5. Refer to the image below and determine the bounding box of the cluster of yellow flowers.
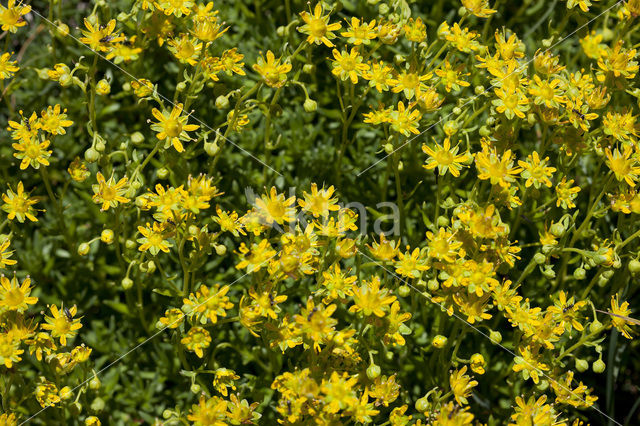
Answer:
[2,0,640,424]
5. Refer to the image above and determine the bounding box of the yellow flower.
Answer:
[426,227,463,263]
[403,17,427,42]
[137,222,173,255]
[422,137,471,177]
[254,186,296,225]
[92,172,130,211]
[39,104,73,135]
[462,0,497,17]
[341,17,377,45]
[168,34,202,65]
[79,17,124,52]
[606,145,640,187]
[0,333,22,368]
[512,345,549,384]
[68,157,90,182]
[0,0,31,33]
[187,394,227,425]
[331,47,369,84]
[150,103,200,152]
[528,75,566,108]
[435,60,470,92]
[0,275,38,312]
[362,61,394,92]
[0,52,18,79]
[2,181,40,222]
[297,3,342,47]
[518,151,556,188]
[350,276,396,317]
[226,109,249,132]
[449,366,478,405]
[470,353,486,374]
[597,41,639,80]
[253,50,291,88]
[475,146,522,188]
[492,87,529,119]
[295,297,337,351]
[603,110,639,142]
[35,380,61,408]
[183,284,233,325]
[443,22,481,53]
[298,183,339,218]
[391,70,432,100]
[0,239,17,268]
[41,304,83,346]
[156,0,194,17]
[609,294,635,339]
[248,287,287,319]
[389,101,421,136]
[556,177,581,209]
[12,137,52,170]
[181,326,211,358]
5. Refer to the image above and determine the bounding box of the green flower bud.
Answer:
[100,229,114,244]
[176,81,187,92]
[69,401,82,416]
[384,143,394,154]
[190,383,201,393]
[89,376,101,390]
[304,98,317,112]
[589,320,604,333]
[78,242,90,256]
[575,358,589,372]
[90,397,105,412]
[432,335,447,348]
[147,261,156,273]
[59,74,73,87]
[437,216,449,227]
[427,279,439,291]
[163,409,173,419]
[126,239,136,250]
[95,141,106,152]
[629,259,640,274]
[479,126,491,137]
[378,3,390,14]
[489,330,502,345]
[366,363,381,379]
[215,244,227,256]
[130,131,145,145]
[549,222,565,237]
[303,64,315,74]
[452,107,462,115]
[85,148,100,163]
[215,95,230,109]
[121,277,133,290]
[398,285,411,297]
[592,359,606,373]
[535,379,549,391]
[204,141,220,157]
[534,253,546,264]
[415,396,429,412]
[573,268,586,280]
[157,167,169,179]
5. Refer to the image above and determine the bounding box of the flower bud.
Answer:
[215,244,227,256]
[415,396,429,412]
[176,81,187,92]
[96,79,111,95]
[366,363,381,379]
[90,397,105,412]
[95,141,106,152]
[190,383,201,393]
[534,253,546,264]
[304,98,317,112]
[56,22,70,37]
[69,401,82,416]
[590,319,604,333]
[126,239,136,250]
[215,95,230,109]
[573,267,586,280]
[78,242,90,256]
[549,222,565,237]
[303,64,315,74]
[146,260,156,273]
[629,259,640,274]
[89,376,101,389]
[427,279,439,291]
[121,277,133,290]
[59,74,73,87]
[489,330,502,344]
[398,285,411,297]
[130,132,145,145]
[592,359,606,373]
[384,143,394,154]
[157,168,169,179]
[163,409,173,419]
[204,141,220,156]
[100,229,114,244]
[432,335,447,348]
[575,358,589,372]
[85,148,100,162]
